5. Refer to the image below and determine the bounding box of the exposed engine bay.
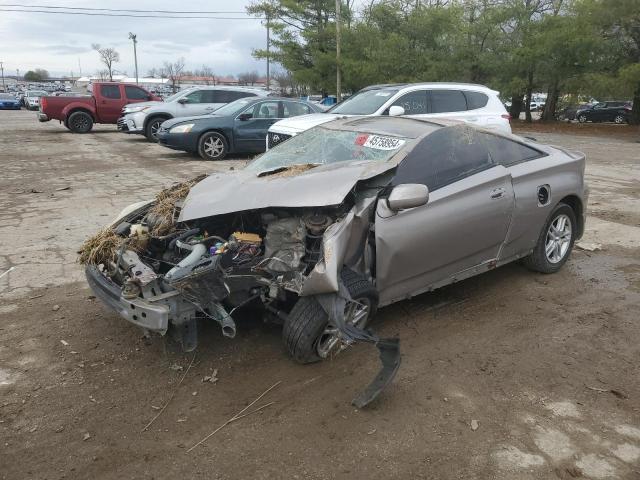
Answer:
[83,180,400,407]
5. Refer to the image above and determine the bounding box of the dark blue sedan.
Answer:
[157,96,321,160]
[0,93,21,110]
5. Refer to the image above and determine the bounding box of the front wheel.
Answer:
[522,203,576,274]
[614,114,626,124]
[283,268,378,364]
[578,114,587,123]
[197,132,228,160]
[67,111,93,133]
[145,117,166,142]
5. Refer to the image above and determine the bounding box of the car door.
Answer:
[375,126,515,305]
[178,90,213,117]
[589,103,607,121]
[97,84,125,123]
[233,100,282,152]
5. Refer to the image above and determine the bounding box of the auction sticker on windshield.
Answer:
[357,134,405,150]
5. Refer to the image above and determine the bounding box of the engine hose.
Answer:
[168,228,200,250]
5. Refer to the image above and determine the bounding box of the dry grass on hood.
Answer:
[78,174,207,266]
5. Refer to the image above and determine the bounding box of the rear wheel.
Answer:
[283,268,378,364]
[522,203,576,274]
[614,114,626,124]
[145,117,167,142]
[67,111,93,133]
[197,132,228,160]
[578,114,587,123]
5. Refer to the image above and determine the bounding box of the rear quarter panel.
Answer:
[43,97,96,121]
[499,147,586,260]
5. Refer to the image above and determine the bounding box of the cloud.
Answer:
[0,0,267,76]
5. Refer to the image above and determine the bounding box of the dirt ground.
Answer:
[1,110,639,480]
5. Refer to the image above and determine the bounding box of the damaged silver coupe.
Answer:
[83,116,587,406]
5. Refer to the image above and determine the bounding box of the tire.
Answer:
[197,131,228,160]
[614,114,625,124]
[522,203,577,274]
[67,111,93,133]
[145,116,167,142]
[283,268,378,364]
[578,114,587,123]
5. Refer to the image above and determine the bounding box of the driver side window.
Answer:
[250,101,280,119]
[391,91,427,115]
[183,90,205,104]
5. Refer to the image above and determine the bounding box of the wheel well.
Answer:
[144,114,171,130]
[559,195,584,239]
[67,108,94,121]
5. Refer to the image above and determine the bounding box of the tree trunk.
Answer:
[525,70,533,123]
[631,84,640,126]
[509,94,524,120]
[541,81,559,122]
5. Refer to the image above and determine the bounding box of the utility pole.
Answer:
[16,68,20,79]
[335,0,341,102]
[78,58,82,77]
[0,61,5,89]
[266,12,270,91]
[129,32,139,85]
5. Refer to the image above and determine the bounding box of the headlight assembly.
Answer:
[169,123,195,134]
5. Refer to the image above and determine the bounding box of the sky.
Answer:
[0,1,269,78]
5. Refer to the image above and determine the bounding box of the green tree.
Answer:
[23,69,49,81]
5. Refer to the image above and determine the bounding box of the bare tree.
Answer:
[237,71,260,86]
[95,69,110,81]
[146,67,159,78]
[162,57,186,92]
[195,65,215,85]
[92,44,120,81]
[271,68,294,95]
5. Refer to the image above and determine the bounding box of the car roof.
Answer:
[181,85,268,94]
[359,82,498,93]
[321,115,447,139]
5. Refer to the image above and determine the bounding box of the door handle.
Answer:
[204,107,214,111]
[490,187,506,199]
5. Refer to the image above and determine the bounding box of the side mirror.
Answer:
[177,97,188,104]
[387,184,429,211]
[238,112,253,121]
[389,105,405,117]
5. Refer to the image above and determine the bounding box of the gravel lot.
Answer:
[1,110,639,480]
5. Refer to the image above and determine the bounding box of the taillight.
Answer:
[501,113,511,121]
[40,97,47,110]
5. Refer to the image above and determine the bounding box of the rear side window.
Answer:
[100,85,121,99]
[478,133,544,166]
[124,86,148,100]
[429,90,467,113]
[283,101,312,117]
[464,91,488,110]
[393,126,494,191]
[391,90,428,115]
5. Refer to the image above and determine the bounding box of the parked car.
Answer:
[266,83,511,149]
[529,101,545,112]
[118,86,271,142]
[0,93,21,110]
[83,116,587,406]
[22,90,48,110]
[157,97,322,160]
[38,82,161,133]
[556,103,591,122]
[576,101,632,124]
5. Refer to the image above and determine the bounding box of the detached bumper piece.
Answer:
[37,113,49,122]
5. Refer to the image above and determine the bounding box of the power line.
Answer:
[0,4,248,14]
[0,8,264,19]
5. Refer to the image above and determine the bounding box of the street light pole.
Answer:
[0,61,5,89]
[129,32,139,85]
[266,13,270,91]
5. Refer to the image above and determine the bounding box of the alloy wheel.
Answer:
[545,213,572,264]
[150,121,162,140]
[316,297,371,359]
[203,136,224,158]
[614,115,624,124]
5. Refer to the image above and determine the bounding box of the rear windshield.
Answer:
[247,126,407,173]
[329,88,399,115]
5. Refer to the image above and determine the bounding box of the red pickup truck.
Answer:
[38,82,161,133]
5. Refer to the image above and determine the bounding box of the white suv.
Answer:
[267,83,511,149]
